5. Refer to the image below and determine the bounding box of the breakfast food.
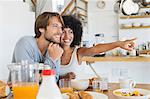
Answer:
[67,92,79,99]
[78,91,93,99]
[0,80,10,97]
[89,77,99,86]
[65,91,93,99]
[114,90,144,96]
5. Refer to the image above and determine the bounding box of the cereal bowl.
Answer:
[70,79,89,90]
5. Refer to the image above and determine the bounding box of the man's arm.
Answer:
[45,43,64,81]
[12,39,35,64]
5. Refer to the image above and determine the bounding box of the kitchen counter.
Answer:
[81,56,150,63]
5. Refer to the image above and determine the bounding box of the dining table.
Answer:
[104,83,150,99]
[4,83,150,99]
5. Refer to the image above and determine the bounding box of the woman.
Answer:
[60,15,135,80]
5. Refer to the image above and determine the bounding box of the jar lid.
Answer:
[42,70,55,75]
[95,34,104,37]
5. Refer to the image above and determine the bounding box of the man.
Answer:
[12,12,64,81]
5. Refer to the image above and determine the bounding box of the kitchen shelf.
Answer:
[118,6,150,48]
[78,13,87,17]
[80,0,88,4]
[81,56,150,63]
[141,6,150,8]
[140,50,150,54]
[120,15,150,19]
[120,26,150,29]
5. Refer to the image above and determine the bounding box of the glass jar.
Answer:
[94,33,106,57]
[7,61,40,99]
[95,33,105,45]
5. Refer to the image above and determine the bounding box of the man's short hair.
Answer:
[34,12,64,38]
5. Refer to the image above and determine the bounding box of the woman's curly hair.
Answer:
[62,15,83,47]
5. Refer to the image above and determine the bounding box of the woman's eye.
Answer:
[70,31,73,33]
[62,31,65,34]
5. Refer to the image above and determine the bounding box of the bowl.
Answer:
[133,22,141,27]
[141,23,150,26]
[70,79,89,90]
[123,23,132,27]
[113,88,150,99]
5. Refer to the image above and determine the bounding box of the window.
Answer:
[52,0,64,12]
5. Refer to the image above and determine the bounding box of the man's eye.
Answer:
[52,25,58,28]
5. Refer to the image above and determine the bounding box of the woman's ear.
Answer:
[39,28,45,33]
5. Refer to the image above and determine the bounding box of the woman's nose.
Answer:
[64,32,70,38]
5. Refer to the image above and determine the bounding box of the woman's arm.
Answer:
[78,38,136,58]
[59,72,76,80]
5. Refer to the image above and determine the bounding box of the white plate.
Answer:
[139,54,150,57]
[113,88,150,99]
[87,92,108,99]
[62,92,108,99]
[62,93,69,99]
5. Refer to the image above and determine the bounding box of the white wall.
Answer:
[119,17,150,45]
[86,0,150,84]
[36,0,71,17]
[88,0,118,45]
[92,62,150,84]
[0,1,35,80]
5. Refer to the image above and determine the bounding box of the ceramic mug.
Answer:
[119,78,136,89]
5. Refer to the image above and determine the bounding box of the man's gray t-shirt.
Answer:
[12,36,60,81]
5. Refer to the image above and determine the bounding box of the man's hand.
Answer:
[48,43,64,61]
[117,38,136,51]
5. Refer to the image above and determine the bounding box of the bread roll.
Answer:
[0,80,10,97]
[78,91,93,99]
[67,92,80,99]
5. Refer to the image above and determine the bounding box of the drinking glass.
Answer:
[119,78,136,89]
[92,80,102,92]
[8,62,39,99]
[59,79,73,93]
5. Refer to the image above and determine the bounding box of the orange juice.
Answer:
[12,82,39,99]
[60,87,73,93]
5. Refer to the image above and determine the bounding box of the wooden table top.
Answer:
[82,56,150,63]
[6,83,150,99]
[104,83,150,99]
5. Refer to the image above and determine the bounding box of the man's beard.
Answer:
[44,35,60,45]
[45,37,63,48]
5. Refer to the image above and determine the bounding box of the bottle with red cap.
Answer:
[36,69,62,99]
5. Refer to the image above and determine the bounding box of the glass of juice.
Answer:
[8,61,40,99]
[59,79,73,93]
